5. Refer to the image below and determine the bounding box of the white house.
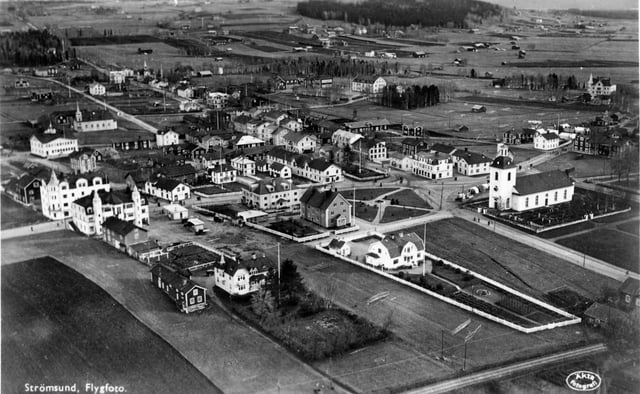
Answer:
[283,131,316,154]
[280,118,303,132]
[587,74,616,98]
[209,163,237,184]
[176,86,194,99]
[231,156,256,176]
[365,232,424,270]
[206,92,229,109]
[269,162,291,179]
[163,203,189,220]
[71,186,149,236]
[241,178,302,212]
[489,147,574,211]
[156,128,180,147]
[353,139,387,163]
[351,76,387,94]
[533,131,560,151]
[451,149,492,176]
[40,171,110,220]
[389,152,414,171]
[30,124,78,159]
[412,152,453,180]
[88,82,106,96]
[145,178,191,202]
[109,70,128,84]
[332,129,362,148]
[262,110,288,125]
[212,253,271,296]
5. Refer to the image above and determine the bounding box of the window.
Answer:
[535,196,538,205]
[564,189,567,199]
[525,197,529,208]
[507,172,511,181]
[494,172,498,181]
[554,191,558,201]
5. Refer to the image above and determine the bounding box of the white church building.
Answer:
[489,144,575,211]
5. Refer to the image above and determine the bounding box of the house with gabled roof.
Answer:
[300,187,352,228]
[283,131,316,154]
[343,118,390,134]
[402,138,427,157]
[156,128,180,147]
[30,124,79,159]
[269,162,291,179]
[412,151,453,180]
[209,163,237,184]
[102,216,148,251]
[365,231,425,270]
[327,238,350,256]
[587,74,616,98]
[4,174,43,205]
[212,252,271,296]
[332,129,363,148]
[231,156,256,176]
[263,110,288,125]
[534,131,560,150]
[430,143,457,156]
[69,148,99,174]
[152,164,197,184]
[351,76,387,94]
[451,149,492,176]
[352,138,387,163]
[619,278,640,310]
[389,151,414,171]
[145,178,191,202]
[71,187,148,236]
[151,264,207,313]
[128,240,167,265]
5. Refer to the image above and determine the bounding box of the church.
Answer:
[489,144,575,212]
[72,103,118,132]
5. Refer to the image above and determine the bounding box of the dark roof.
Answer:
[270,162,286,171]
[78,109,114,121]
[129,240,162,253]
[308,158,334,171]
[430,143,457,155]
[155,164,196,178]
[74,189,135,209]
[150,264,203,296]
[513,170,573,195]
[32,132,76,144]
[15,174,39,189]
[539,133,559,140]
[583,302,626,323]
[592,77,612,87]
[380,232,424,258]
[620,278,640,297]
[68,148,96,159]
[211,163,234,173]
[300,187,344,210]
[453,150,491,165]
[328,239,346,249]
[491,156,516,169]
[216,253,272,277]
[152,177,185,191]
[353,75,383,83]
[103,217,146,237]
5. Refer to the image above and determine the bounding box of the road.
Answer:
[406,343,607,394]
[38,76,158,134]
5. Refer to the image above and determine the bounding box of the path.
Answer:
[549,215,638,242]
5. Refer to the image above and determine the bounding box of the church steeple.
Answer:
[75,102,82,122]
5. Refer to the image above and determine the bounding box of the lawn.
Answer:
[1,257,219,394]
[384,189,433,208]
[193,185,238,196]
[269,219,321,237]
[0,194,48,230]
[617,220,640,237]
[557,229,639,274]
[380,206,430,223]
[355,202,378,222]
[340,187,398,201]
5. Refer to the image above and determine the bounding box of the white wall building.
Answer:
[156,128,180,147]
[40,171,110,220]
[351,76,387,94]
[412,152,453,180]
[145,178,191,202]
[30,124,78,159]
[365,232,424,270]
[89,82,106,96]
[242,178,303,212]
[533,131,560,150]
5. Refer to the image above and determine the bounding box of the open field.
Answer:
[535,152,611,178]
[385,189,433,208]
[339,187,398,201]
[617,219,640,237]
[380,206,430,223]
[1,256,219,394]
[0,195,48,230]
[557,229,639,273]
[355,202,378,222]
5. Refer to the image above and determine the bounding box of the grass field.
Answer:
[535,152,610,178]
[339,187,398,201]
[0,194,48,230]
[380,206,430,223]
[537,220,596,239]
[355,202,378,222]
[557,229,639,273]
[1,256,219,394]
[385,189,433,208]
[617,219,640,237]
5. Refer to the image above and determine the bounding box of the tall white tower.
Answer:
[92,190,103,235]
[131,184,143,227]
[489,153,517,210]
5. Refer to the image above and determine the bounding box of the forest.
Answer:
[379,84,440,109]
[297,0,502,28]
[0,30,63,67]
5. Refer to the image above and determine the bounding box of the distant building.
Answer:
[587,74,616,98]
[230,156,256,176]
[533,131,560,150]
[300,187,352,229]
[30,123,78,159]
[145,178,191,202]
[619,278,640,309]
[351,76,387,94]
[156,128,180,147]
[102,217,148,251]
[353,139,387,163]
[451,149,491,176]
[72,104,117,132]
[343,118,389,134]
[69,148,98,174]
[209,163,237,184]
[282,131,316,154]
[412,152,453,180]
[4,174,42,205]
[471,105,486,113]
[88,82,106,96]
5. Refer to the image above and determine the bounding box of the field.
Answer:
[380,206,430,223]
[339,187,398,201]
[557,229,639,273]
[617,219,640,237]
[535,152,611,178]
[1,256,219,394]
[0,194,48,230]
[385,189,433,208]
[355,202,378,222]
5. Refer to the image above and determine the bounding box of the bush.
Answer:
[435,284,444,292]
[398,271,405,279]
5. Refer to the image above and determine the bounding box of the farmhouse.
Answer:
[40,171,110,220]
[4,174,42,205]
[489,149,574,211]
[231,156,256,176]
[300,187,352,229]
[365,232,425,270]
[452,149,492,176]
[619,278,640,310]
[327,238,350,256]
[351,76,387,94]
[242,177,302,212]
[151,264,207,313]
[145,178,191,202]
[533,131,560,150]
[282,131,316,153]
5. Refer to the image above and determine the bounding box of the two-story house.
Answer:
[209,163,237,184]
[365,232,424,270]
[145,178,191,201]
[151,264,207,313]
[300,187,352,228]
[242,178,303,212]
[212,253,271,296]
[412,152,453,180]
[283,131,316,154]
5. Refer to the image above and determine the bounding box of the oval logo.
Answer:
[566,371,602,391]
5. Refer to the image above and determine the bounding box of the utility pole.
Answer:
[277,242,281,304]
[439,182,444,210]
[423,222,427,276]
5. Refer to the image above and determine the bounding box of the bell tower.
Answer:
[489,152,516,210]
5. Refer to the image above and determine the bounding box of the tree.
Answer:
[279,259,304,304]
[251,287,276,325]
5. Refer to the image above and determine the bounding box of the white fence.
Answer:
[245,221,332,243]
[315,245,581,333]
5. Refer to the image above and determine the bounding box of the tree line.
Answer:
[0,30,63,67]
[491,73,584,91]
[379,84,440,109]
[297,0,502,28]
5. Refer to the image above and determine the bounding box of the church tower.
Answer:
[92,190,103,235]
[131,184,143,227]
[489,148,517,210]
[75,102,82,122]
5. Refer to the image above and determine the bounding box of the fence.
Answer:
[315,244,581,333]
[245,221,331,243]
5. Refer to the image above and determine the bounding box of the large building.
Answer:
[71,186,149,235]
[30,123,78,159]
[587,74,616,98]
[241,178,303,212]
[151,264,207,313]
[69,148,98,174]
[351,76,387,94]
[451,149,492,176]
[533,131,560,151]
[489,147,574,211]
[40,171,110,220]
[145,178,191,202]
[300,187,352,229]
[412,152,453,180]
[211,252,271,296]
[73,104,118,132]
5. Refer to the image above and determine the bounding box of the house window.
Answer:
[494,172,498,181]
[507,172,511,181]
[554,191,558,201]
[190,297,195,304]
[197,296,203,303]
[564,189,567,199]
[525,197,529,208]
[535,195,539,205]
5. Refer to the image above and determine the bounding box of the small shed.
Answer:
[471,105,486,113]
[163,204,189,220]
[583,302,627,327]
[184,218,205,232]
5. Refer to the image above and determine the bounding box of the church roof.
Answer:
[513,170,573,196]
[491,156,516,169]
